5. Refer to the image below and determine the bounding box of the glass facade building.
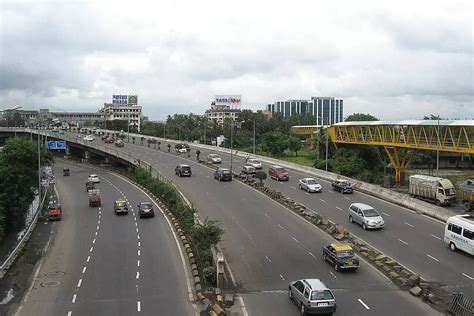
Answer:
[266,97,344,126]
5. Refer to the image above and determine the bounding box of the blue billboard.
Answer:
[47,141,66,150]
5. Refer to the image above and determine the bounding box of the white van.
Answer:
[444,215,474,255]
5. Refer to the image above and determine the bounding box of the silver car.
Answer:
[299,178,322,193]
[207,154,222,164]
[289,278,337,315]
[246,159,262,169]
[349,203,385,230]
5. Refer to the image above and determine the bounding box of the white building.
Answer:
[101,103,143,131]
[205,95,242,125]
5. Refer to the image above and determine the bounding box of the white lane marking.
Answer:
[136,228,139,233]
[137,301,141,312]
[344,196,351,200]
[264,213,269,218]
[398,239,408,245]
[138,241,141,247]
[277,224,284,230]
[206,176,210,179]
[138,250,141,256]
[137,234,140,239]
[98,220,100,224]
[280,274,285,281]
[382,212,391,217]
[330,272,337,279]
[426,254,439,262]
[82,266,87,274]
[265,255,271,263]
[67,312,72,316]
[86,256,90,262]
[404,222,414,227]
[77,279,82,288]
[291,186,297,190]
[308,252,316,259]
[92,238,96,244]
[72,294,77,304]
[137,260,140,267]
[89,247,94,253]
[358,299,370,310]
[136,272,140,279]
[95,231,98,236]
[305,192,311,196]
[431,234,442,240]
[96,225,100,230]
[135,222,138,227]
[328,190,334,194]
[319,199,326,203]
[335,207,343,211]
[462,273,474,280]
[292,237,300,244]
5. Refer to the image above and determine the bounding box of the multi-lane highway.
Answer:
[75,131,443,315]
[18,160,195,316]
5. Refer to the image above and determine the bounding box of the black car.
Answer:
[175,164,192,177]
[138,202,154,218]
[214,168,232,181]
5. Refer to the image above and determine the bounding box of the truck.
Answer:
[457,180,474,212]
[47,203,62,221]
[409,175,456,206]
[88,189,101,207]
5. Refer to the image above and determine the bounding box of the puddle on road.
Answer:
[0,288,14,305]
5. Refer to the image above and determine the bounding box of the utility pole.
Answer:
[230,120,234,174]
[253,118,256,155]
[436,115,440,176]
[325,127,329,171]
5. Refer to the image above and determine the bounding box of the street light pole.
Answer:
[127,114,130,143]
[230,120,234,174]
[325,127,329,171]
[436,115,440,176]
[253,118,256,155]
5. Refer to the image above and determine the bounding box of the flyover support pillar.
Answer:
[384,147,413,185]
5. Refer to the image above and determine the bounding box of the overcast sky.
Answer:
[0,0,472,121]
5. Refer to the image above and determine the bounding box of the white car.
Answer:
[246,159,262,169]
[84,135,95,141]
[176,147,187,153]
[207,154,222,164]
[299,178,322,193]
[88,174,100,183]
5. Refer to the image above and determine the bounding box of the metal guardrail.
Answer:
[0,188,48,278]
[448,292,474,316]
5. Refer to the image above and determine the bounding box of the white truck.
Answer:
[409,175,456,206]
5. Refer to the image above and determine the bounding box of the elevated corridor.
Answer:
[181,145,474,297]
[18,160,194,316]
[82,132,439,315]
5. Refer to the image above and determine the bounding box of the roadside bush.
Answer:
[203,266,216,286]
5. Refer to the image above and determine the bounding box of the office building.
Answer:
[266,97,344,126]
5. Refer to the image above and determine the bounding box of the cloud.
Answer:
[0,0,472,120]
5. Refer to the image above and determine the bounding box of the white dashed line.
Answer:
[67,311,72,316]
[135,222,138,227]
[137,301,141,312]
[344,196,351,200]
[330,272,337,279]
[358,299,370,310]
[291,186,297,190]
[382,212,391,217]
[77,279,82,288]
[82,266,87,274]
[280,274,285,281]
[264,213,269,218]
[335,207,343,211]
[137,235,140,239]
[431,234,441,240]
[136,272,140,279]
[138,250,141,256]
[86,256,90,262]
[426,254,439,262]
[308,252,316,259]
[96,225,100,230]
[292,237,300,244]
[89,247,94,253]
[398,239,408,245]
[72,294,77,304]
[137,260,140,267]
[277,224,284,230]
[319,199,326,203]
[95,231,98,236]
[404,222,414,227]
[462,273,474,280]
[136,228,139,233]
[138,241,141,247]
[265,255,271,263]
[92,239,96,244]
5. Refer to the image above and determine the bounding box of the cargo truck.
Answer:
[88,189,101,207]
[409,175,456,206]
[457,180,474,212]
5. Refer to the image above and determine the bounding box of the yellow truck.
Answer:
[458,180,474,212]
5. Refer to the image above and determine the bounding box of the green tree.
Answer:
[0,138,52,240]
[255,170,267,185]
[345,113,379,122]
[287,136,302,156]
[261,132,288,156]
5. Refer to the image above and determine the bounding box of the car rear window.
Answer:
[276,168,286,173]
[141,203,152,208]
[182,166,191,171]
[311,290,334,300]
[222,170,231,174]
[116,201,126,207]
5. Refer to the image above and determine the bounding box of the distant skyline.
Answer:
[1,0,472,121]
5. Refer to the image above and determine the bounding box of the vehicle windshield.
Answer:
[276,168,286,173]
[336,251,354,258]
[116,201,126,207]
[445,188,455,196]
[209,154,218,158]
[307,179,318,185]
[364,209,380,217]
[311,290,334,300]
[250,160,260,164]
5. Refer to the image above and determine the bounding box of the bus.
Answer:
[444,215,474,255]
